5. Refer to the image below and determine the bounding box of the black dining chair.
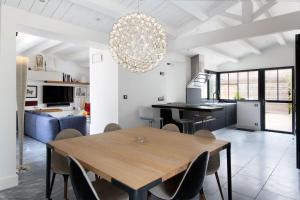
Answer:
[68,156,128,200]
[149,151,209,200]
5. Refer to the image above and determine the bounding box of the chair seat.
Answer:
[175,118,193,123]
[92,179,129,200]
[149,173,183,200]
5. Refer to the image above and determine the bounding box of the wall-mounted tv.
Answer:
[43,86,74,105]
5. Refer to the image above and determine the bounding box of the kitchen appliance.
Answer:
[187,55,210,88]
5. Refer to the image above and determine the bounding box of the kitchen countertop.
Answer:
[152,103,224,111]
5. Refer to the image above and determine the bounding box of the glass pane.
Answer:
[201,82,208,99]
[228,73,238,99]
[209,74,217,99]
[238,72,248,100]
[265,102,293,132]
[278,69,292,101]
[248,71,258,100]
[265,70,278,100]
[220,73,228,99]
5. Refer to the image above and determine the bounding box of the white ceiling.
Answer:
[16,32,90,67]
[7,0,300,67]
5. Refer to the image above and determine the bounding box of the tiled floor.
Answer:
[0,127,299,200]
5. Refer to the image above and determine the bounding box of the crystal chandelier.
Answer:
[109,0,167,73]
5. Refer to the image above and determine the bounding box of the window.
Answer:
[201,72,217,100]
[220,70,259,100]
[265,69,292,101]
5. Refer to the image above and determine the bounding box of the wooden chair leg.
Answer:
[49,172,56,197]
[215,172,224,200]
[63,175,69,200]
[199,189,206,200]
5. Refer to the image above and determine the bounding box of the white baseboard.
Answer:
[0,174,18,191]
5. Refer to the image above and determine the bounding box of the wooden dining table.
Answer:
[46,127,232,200]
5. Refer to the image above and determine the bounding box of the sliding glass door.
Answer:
[264,67,294,133]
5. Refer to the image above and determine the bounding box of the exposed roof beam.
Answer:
[21,40,62,56]
[221,12,243,22]
[242,0,253,23]
[198,47,239,63]
[255,0,286,45]
[42,43,74,54]
[253,0,277,20]
[239,40,261,55]
[169,0,238,37]
[68,0,177,38]
[217,19,261,55]
[169,11,300,50]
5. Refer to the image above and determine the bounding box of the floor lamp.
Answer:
[16,56,29,173]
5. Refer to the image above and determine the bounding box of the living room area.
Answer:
[17,32,90,144]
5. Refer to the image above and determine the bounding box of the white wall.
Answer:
[26,55,89,109]
[0,6,18,190]
[90,49,118,134]
[118,53,190,128]
[218,43,295,71]
[0,5,108,190]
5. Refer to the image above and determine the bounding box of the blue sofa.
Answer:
[24,111,87,143]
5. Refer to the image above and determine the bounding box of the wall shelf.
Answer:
[44,81,89,85]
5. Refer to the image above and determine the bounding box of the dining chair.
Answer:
[162,123,180,132]
[139,106,163,128]
[149,151,209,200]
[68,155,129,200]
[50,129,82,200]
[103,123,122,132]
[171,108,194,134]
[194,130,224,200]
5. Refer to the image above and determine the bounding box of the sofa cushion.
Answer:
[58,116,87,136]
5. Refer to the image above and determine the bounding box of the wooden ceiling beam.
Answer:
[169,11,300,50]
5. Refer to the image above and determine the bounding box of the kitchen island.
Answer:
[152,102,237,132]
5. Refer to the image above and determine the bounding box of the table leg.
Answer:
[227,143,232,200]
[46,145,52,199]
[112,178,161,200]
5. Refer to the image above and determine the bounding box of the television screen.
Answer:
[43,86,74,104]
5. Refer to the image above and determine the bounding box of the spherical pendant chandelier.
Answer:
[109,1,167,73]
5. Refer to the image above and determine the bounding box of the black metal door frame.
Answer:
[261,67,295,134]
[296,34,300,169]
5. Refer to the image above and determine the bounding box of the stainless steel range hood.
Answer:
[187,55,210,88]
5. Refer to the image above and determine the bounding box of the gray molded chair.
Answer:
[194,130,224,200]
[171,109,194,134]
[50,129,82,200]
[149,151,209,200]
[162,123,180,132]
[68,156,129,200]
[139,107,163,127]
[104,123,122,132]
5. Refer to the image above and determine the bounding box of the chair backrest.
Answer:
[171,151,209,200]
[103,123,122,133]
[52,129,82,173]
[194,130,220,174]
[171,109,181,122]
[162,123,180,132]
[68,156,100,200]
[138,107,154,120]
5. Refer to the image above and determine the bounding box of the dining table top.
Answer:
[48,127,229,191]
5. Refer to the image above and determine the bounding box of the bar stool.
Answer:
[139,106,163,128]
[171,108,194,134]
[193,113,216,133]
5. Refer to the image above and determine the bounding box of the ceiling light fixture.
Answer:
[109,0,167,73]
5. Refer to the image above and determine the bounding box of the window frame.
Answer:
[218,69,259,101]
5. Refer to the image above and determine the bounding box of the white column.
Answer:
[90,48,118,134]
[0,5,18,190]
